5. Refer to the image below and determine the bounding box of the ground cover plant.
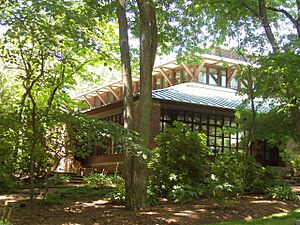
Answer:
[45,187,114,205]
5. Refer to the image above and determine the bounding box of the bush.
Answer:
[83,172,108,187]
[106,187,125,202]
[280,149,300,177]
[267,185,298,201]
[244,160,282,194]
[48,174,71,185]
[207,151,245,201]
[83,172,124,188]
[149,122,210,202]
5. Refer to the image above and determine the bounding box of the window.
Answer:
[208,68,218,86]
[160,109,245,153]
[220,70,227,87]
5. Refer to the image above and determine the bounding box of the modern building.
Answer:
[72,51,283,173]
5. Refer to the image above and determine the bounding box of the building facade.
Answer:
[73,52,283,173]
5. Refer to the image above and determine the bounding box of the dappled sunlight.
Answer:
[173,211,199,219]
[140,211,160,215]
[0,195,14,200]
[250,199,287,204]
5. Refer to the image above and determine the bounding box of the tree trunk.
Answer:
[257,0,279,52]
[124,0,157,210]
[116,0,141,210]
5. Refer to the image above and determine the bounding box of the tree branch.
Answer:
[266,6,300,39]
[241,1,259,18]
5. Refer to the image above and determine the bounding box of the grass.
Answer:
[206,208,300,225]
[45,186,113,204]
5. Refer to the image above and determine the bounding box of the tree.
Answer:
[155,0,300,144]
[0,0,116,206]
[115,0,157,210]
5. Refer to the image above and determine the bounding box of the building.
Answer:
[73,51,283,173]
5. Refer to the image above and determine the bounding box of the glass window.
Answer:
[185,112,192,122]
[209,68,218,86]
[194,113,201,122]
[201,114,208,124]
[230,77,238,89]
[157,77,161,89]
[220,70,227,87]
[198,71,206,84]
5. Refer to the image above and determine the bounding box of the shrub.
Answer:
[149,121,210,202]
[280,149,300,177]
[267,185,298,202]
[245,162,282,194]
[207,151,245,201]
[83,172,108,187]
[106,187,125,202]
[48,174,71,185]
[83,172,124,188]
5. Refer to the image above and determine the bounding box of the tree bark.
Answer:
[257,0,279,52]
[116,0,143,210]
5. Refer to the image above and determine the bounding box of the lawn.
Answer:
[208,209,300,225]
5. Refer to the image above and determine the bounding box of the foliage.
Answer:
[267,185,298,202]
[149,121,210,202]
[106,187,125,203]
[206,151,283,201]
[83,172,124,188]
[45,187,112,204]
[146,187,160,206]
[169,184,204,203]
[83,172,109,188]
[0,206,12,225]
[235,108,295,146]
[280,148,300,177]
[207,151,245,201]
[0,0,118,205]
[48,174,71,185]
[245,163,283,194]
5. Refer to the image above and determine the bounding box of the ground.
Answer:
[1,186,300,225]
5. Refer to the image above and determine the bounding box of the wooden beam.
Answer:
[227,67,238,87]
[194,59,206,82]
[181,64,194,79]
[160,68,173,86]
[83,96,93,107]
[109,86,120,101]
[95,91,107,105]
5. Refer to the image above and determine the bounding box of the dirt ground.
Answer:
[2,186,300,225]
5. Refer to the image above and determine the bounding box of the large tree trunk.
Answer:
[125,0,157,210]
[116,0,157,210]
[116,0,136,210]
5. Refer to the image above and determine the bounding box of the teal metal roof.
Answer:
[152,83,269,111]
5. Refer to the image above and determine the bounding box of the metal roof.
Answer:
[152,82,269,111]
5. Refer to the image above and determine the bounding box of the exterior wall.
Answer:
[82,153,124,174]
[81,100,161,173]
[133,100,161,148]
